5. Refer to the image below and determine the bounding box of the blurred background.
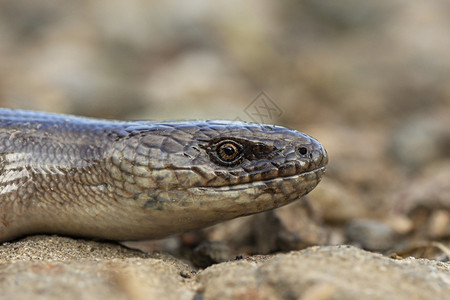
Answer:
[1,0,448,260]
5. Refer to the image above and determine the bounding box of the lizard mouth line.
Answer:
[195,166,326,191]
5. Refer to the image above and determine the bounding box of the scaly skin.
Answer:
[0,108,327,242]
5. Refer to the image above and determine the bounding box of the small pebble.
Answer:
[345,219,396,252]
[191,241,231,268]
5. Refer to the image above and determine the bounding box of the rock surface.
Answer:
[0,236,195,300]
[1,236,449,300]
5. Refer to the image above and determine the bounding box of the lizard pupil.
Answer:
[223,145,235,156]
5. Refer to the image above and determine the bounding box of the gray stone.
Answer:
[197,245,450,300]
[345,219,397,251]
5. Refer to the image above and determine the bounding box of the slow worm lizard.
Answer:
[0,108,327,242]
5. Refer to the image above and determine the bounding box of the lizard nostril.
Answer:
[298,147,308,155]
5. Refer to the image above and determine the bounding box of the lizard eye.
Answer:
[210,139,244,166]
[217,141,241,162]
